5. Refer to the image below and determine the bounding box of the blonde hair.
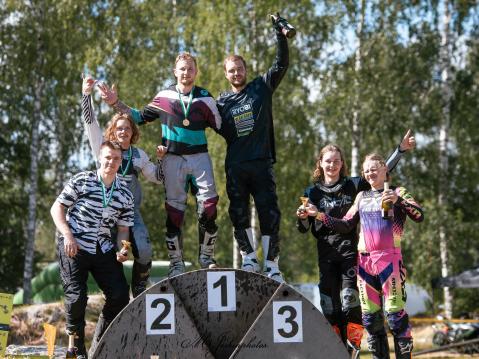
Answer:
[362,153,390,180]
[104,114,140,145]
[175,52,197,68]
[312,144,349,182]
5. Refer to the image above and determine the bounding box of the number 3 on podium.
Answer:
[273,301,303,343]
[207,271,236,312]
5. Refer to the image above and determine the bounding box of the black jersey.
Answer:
[298,177,369,259]
[217,33,288,165]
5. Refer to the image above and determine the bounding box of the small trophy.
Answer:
[120,240,131,257]
[298,197,309,216]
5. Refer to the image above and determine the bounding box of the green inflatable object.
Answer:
[14,260,186,305]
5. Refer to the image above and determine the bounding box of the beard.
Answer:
[231,77,246,89]
[179,77,195,87]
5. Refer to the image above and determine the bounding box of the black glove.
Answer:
[271,12,284,34]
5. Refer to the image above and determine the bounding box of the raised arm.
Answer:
[262,17,289,92]
[82,77,103,161]
[98,82,161,125]
[386,129,416,172]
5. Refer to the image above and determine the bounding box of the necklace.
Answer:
[120,146,132,176]
[177,86,195,126]
[99,176,116,208]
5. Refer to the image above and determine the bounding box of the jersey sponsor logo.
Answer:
[319,195,352,210]
[200,89,208,96]
[230,101,254,137]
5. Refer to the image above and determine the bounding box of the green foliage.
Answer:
[1,0,479,314]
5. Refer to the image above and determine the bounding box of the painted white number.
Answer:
[273,301,303,343]
[207,271,236,312]
[146,294,175,335]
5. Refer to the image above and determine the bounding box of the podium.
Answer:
[92,269,349,358]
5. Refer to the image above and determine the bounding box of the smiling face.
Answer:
[114,118,133,148]
[224,59,247,90]
[362,159,388,189]
[174,59,197,87]
[99,146,122,177]
[319,150,343,182]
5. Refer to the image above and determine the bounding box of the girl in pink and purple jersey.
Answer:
[305,153,424,359]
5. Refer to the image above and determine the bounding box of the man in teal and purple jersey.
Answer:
[99,53,222,277]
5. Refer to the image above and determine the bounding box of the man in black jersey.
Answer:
[216,15,290,282]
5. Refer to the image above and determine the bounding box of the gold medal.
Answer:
[183,118,190,126]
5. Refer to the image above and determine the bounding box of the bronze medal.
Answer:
[183,118,190,127]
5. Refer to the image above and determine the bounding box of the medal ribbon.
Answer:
[177,86,195,120]
[100,176,116,208]
[120,146,132,176]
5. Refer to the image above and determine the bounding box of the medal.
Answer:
[177,86,195,127]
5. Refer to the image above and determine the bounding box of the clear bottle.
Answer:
[65,334,77,358]
[381,181,394,220]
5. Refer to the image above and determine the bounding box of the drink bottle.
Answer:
[271,13,296,38]
[65,334,77,358]
[381,181,394,220]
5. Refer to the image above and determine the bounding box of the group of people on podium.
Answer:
[50,13,422,359]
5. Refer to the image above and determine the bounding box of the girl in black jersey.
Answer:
[296,130,415,356]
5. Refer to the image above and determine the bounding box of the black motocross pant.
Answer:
[225,159,281,259]
[318,253,362,337]
[57,237,130,334]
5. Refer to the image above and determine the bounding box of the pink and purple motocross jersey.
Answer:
[319,186,424,253]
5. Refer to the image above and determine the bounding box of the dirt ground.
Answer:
[7,299,478,358]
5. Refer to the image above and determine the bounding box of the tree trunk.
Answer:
[22,2,45,304]
[438,0,453,319]
[350,0,365,176]
[23,81,43,304]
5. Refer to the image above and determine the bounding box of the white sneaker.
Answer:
[241,256,261,273]
[264,261,285,283]
[168,261,186,277]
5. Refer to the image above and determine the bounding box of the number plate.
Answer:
[145,294,175,335]
[272,301,303,343]
[207,271,236,312]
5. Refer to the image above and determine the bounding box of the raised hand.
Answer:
[82,75,96,96]
[157,145,167,159]
[399,129,416,152]
[98,82,118,106]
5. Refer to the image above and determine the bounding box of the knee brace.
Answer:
[363,311,386,336]
[198,196,219,224]
[319,291,334,317]
[341,287,361,311]
[165,204,185,234]
[386,309,411,338]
